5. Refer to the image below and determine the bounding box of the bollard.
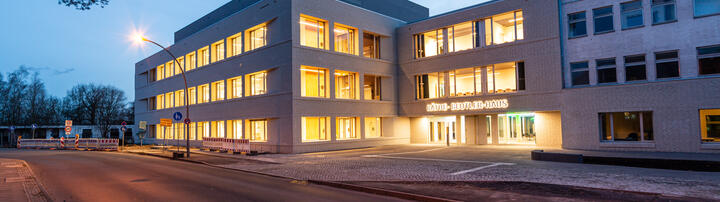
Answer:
[60,137,65,149]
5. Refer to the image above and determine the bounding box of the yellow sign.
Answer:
[426,99,509,112]
[160,118,173,127]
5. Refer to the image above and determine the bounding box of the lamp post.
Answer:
[136,35,191,158]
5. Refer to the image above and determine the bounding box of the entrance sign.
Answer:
[173,112,183,121]
[426,99,509,112]
[160,118,173,127]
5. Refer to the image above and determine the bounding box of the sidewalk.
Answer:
[0,158,50,202]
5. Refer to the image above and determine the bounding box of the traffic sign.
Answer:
[31,124,37,129]
[139,121,147,130]
[9,126,15,132]
[121,126,127,133]
[65,120,72,127]
[160,118,173,127]
[121,121,127,127]
[64,126,72,135]
[173,112,183,121]
[184,118,191,125]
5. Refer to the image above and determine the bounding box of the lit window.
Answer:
[365,117,382,138]
[165,92,174,108]
[334,24,357,55]
[600,111,653,142]
[300,15,327,49]
[568,11,587,38]
[362,33,380,59]
[248,119,267,142]
[596,58,617,83]
[176,56,185,74]
[227,76,242,99]
[449,67,480,97]
[156,64,165,81]
[335,70,358,99]
[198,84,210,104]
[571,61,590,86]
[174,90,185,107]
[173,123,185,140]
[246,24,267,51]
[302,117,330,142]
[698,45,720,75]
[198,121,210,138]
[185,52,196,71]
[198,46,209,67]
[414,29,443,58]
[655,50,679,78]
[593,6,614,33]
[487,62,521,93]
[211,120,225,138]
[189,122,197,140]
[624,54,647,81]
[188,87,196,105]
[700,109,720,143]
[621,0,644,29]
[246,71,267,96]
[336,117,358,140]
[211,40,225,63]
[228,33,242,57]
[415,72,445,99]
[157,125,166,139]
[228,120,243,139]
[156,94,164,109]
[485,10,523,45]
[363,75,381,100]
[165,61,174,78]
[301,66,328,98]
[652,0,676,24]
[448,21,476,52]
[211,80,225,102]
[694,0,720,17]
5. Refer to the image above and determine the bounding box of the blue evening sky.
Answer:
[0,0,487,100]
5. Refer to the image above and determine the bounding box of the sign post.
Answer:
[31,124,37,139]
[138,121,147,147]
[121,121,127,151]
[160,118,173,150]
[64,120,73,138]
[173,112,183,153]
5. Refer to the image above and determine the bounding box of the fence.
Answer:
[202,137,250,153]
[18,138,119,151]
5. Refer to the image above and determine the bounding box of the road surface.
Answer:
[0,149,404,202]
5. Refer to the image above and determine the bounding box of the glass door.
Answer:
[498,113,536,144]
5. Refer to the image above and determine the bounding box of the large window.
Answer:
[334,24,357,55]
[487,62,524,93]
[621,0,644,29]
[247,71,267,96]
[568,11,587,38]
[156,64,165,81]
[449,67,481,96]
[301,66,328,98]
[335,70,358,99]
[694,0,720,17]
[174,90,185,107]
[165,61,174,78]
[700,109,720,143]
[624,54,647,81]
[198,84,210,104]
[185,52,196,71]
[211,80,225,102]
[652,0,676,24]
[228,76,242,99]
[189,122,197,140]
[156,94,165,110]
[165,92,174,108]
[198,46,209,67]
[211,121,225,138]
[365,117,382,138]
[246,24,267,51]
[228,33,242,57]
[363,33,380,59]
[485,10,523,45]
[336,117,358,140]
[300,15,327,49]
[593,6,614,34]
[448,21,476,52]
[655,50,679,78]
[228,120,243,139]
[211,40,225,63]
[698,45,720,75]
[416,72,445,99]
[596,58,617,83]
[600,111,653,142]
[188,87,196,105]
[198,121,210,138]
[363,75,381,100]
[176,56,185,74]
[248,119,267,142]
[414,29,443,58]
[571,61,590,86]
[301,117,329,142]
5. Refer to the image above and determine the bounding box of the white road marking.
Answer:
[375,147,448,156]
[450,163,515,175]
[361,147,516,175]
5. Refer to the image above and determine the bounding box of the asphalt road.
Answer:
[0,149,404,202]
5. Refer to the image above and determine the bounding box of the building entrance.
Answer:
[498,113,535,144]
[428,117,456,144]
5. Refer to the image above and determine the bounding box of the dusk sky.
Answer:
[0,0,487,100]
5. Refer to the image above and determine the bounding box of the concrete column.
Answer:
[490,114,499,145]
[465,116,477,145]
[360,116,366,139]
[330,116,336,142]
[455,115,462,145]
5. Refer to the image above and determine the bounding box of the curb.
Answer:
[531,150,720,172]
[20,160,53,202]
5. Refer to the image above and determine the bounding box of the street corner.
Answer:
[0,158,51,202]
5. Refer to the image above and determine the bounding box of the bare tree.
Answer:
[58,0,109,10]
[63,84,126,137]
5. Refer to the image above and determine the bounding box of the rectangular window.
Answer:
[415,72,445,99]
[336,117,358,140]
[228,33,242,57]
[157,125,166,139]
[156,94,164,110]
[301,117,330,142]
[362,33,380,59]
[248,119,267,142]
[189,122,197,140]
[198,84,210,104]
[198,46,209,67]
[698,45,720,75]
[148,97,156,111]
[227,76,242,99]
[174,90,185,107]
[363,75,381,100]
[448,21,476,52]
[300,15,327,49]
[173,123,185,140]
[596,58,617,83]
[247,71,267,96]
[156,65,165,81]
[188,87,196,105]
[211,40,225,63]
[655,50,679,78]
[600,111,653,141]
[414,29,443,58]
[211,120,225,138]
[148,69,156,83]
[593,6,614,33]
[621,0,644,29]
[485,10,524,45]
[334,24,357,55]
[365,117,382,138]
[652,0,676,24]
[165,61,174,78]
[571,61,590,86]
[700,109,720,143]
[335,70,358,99]
[211,80,225,102]
[624,54,647,81]
[694,0,720,17]
[568,11,587,38]
[198,121,210,138]
[227,120,242,139]
[176,56,185,74]
[449,67,480,96]
[165,92,174,108]
[185,52,196,71]
[487,62,520,93]
[246,24,267,51]
[301,66,328,98]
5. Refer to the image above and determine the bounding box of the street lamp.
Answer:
[133,33,191,158]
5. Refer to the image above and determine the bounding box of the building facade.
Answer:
[135,0,720,153]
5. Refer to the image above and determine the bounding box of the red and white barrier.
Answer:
[60,137,65,149]
[202,137,250,153]
[18,138,119,151]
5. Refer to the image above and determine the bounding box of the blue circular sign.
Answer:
[31,124,37,129]
[173,112,183,121]
[9,126,15,131]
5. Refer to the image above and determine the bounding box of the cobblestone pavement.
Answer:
[0,158,49,202]
[205,145,720,200]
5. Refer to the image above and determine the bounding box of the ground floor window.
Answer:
[302,117,330,142]
[336,117,358,140]
[199,122,210,138]
[173,123,185,140]
[498,113,535,144]
[365,117,382,138]
[599,111,653,141]
[211,121,225,138]
[698,45,720,75]
[429,117,456,144]
[227,120,242,139]
[248,119,267,142]
[701,109,720,143]
[189,123,198,140]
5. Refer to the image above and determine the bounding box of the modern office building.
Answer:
[135,0,720,153]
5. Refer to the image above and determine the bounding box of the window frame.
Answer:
[694,0,720,17]
[185,51,197,71]
[246,71,268,96]
[654,50,680,79]
[227,32,243,58]
[621,0,645,30]
[596,58,618,84]
[651,0,677,25]
[334,70,359,100]
[247,119,268,142]
[336,117,359,140]
[570,61,590,86]
[363,74,382,100]
[568,11,588,38]
[299,15,328,50]
[197,84,210,104]
[301,116,330,142]
[624,54,647,81]
[697,44,720,75]
[593,6,615,34]
[301,66,329,98]
[599,111,654,142]
[246,24,267,52]
[364,117,383,138]
[211,39,225,63]
[333,23,358,55]
[700,109,720,143]
[415,72,446,100]
[449,67,480,97]
[211,80,225,102]
[484,10,524,46]
[197,46,210,67]
[227,76,243,99]
[362,32,381,59]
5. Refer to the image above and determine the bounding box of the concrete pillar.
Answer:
[455,115,462,145]
[490,114,499,145]
[476,115,488,145]
[465,116,477,145]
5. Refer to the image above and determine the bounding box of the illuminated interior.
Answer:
[701,109,720,143]
[211,80,225,102]
[485,10,524,45]
[156,94,164,109]
[246,71,267,96]
[301,66,328,98]
[302,117,330,142]
[300,15,326,49]
[211,121,225,138]
[176,56,184,73]
[334,24,357,55]
[365,117,382,138]
[498,113,535,144]
[449,21,474,52]
[248,119,267,142]
[335,70,358,99]
[198,46,209,67]
[198,84,210,103]
[174,90,185,107]
[165,61,174,78]
[416,72,445,99]
[185,52,196,71]
[487,62,518,93]
[362,33,380,59]
[227,76,242,99]
[227,33,242,57]
[227,120,243,139]
[211,40,225,63]
[165,92,174,108]
[246,24,267,51]
[199,121,210,138]
[188,87,196,105]
[336,117,358,140]
[363,75,381,100]
[156,65,165,81]
[449,67,479,96]
[428,116,459,143]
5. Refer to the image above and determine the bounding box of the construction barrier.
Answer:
[202,137,250,153]
[18,138,119,151]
